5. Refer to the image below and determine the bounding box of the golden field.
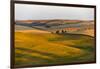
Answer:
[15,31,95,67]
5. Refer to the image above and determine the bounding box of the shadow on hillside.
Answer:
[15,45,95,68]
[56,33,94,38]
[16,47,61,58]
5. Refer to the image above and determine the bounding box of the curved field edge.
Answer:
[14,32,95,67]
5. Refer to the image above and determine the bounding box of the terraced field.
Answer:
[15,32,95,67]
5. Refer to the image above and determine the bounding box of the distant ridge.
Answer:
[16,19,94,24]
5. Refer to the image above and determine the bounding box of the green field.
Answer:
[15,32,95,67]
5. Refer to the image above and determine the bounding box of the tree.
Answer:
[64,30,67,33]
[62,30,64,33]
[56,30,60,34]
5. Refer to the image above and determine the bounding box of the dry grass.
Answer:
[83,29,94,36]
[16,30,50,33]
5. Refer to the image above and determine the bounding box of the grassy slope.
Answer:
[15,32,95,67]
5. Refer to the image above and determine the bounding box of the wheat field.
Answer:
[15,31,95,67]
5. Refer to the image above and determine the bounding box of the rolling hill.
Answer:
[14,19,95,67]
[15,19,94,37]
[15,31,95,67]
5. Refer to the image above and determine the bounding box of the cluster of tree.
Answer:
[55,30,67,34]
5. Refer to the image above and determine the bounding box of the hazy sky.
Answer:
[15,4,94,20]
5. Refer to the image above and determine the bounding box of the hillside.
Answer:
[15,19,94,37]
[15,32,95,67]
